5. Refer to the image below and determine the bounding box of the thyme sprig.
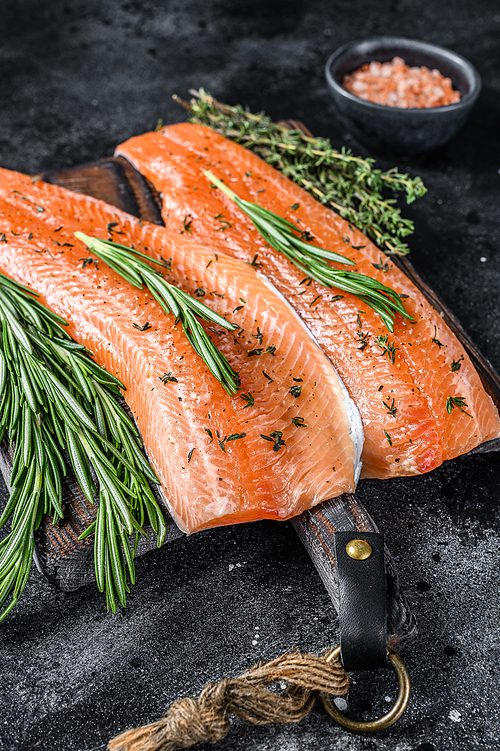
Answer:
[203,172,412,332]
[176,89,427,256]
[74,233,239,395]
[0,272,165,622]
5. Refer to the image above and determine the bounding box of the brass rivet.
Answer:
[346,539,372,560]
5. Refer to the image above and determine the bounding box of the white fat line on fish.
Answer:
[255,271,364,484]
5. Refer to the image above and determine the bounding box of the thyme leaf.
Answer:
[260,430,286,451]
[180,89,427,256]
[160,372,178,384]
[446,396,472,417]
[450,355,464,372]
[240,392,254,408]
[375,334,399,363]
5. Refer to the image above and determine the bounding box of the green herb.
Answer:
[194,287,206,297]
[293,377,303,382]
[291,416,307,427]
[160,372,178,384]
[290,203,300,210]
[214,214,232,231]
[446,396,472,417]
[0,272,165,622]
[80,257,99,269]
[248,254,262,268]
[289,384,302,397]
[187,448,196,463]
[107,222,124,235]
[252,327,264,344]
[181,215,193,234]
[75,233,239,396]
[356,310,369,351]
[225,433,246,442]
[179,90,427,256]
[248,345,276,357]
[260,430,286,451]
[384,430,393,446]
[372,256,392,273]
[203,171,412,332]
[12,190,45,213]
[204,427,214,442]
[262,371,274,382]
[330,294,344,302]
[357,331,370,351]
[432,326,444,348]
[375,334,399,363]
[0,234,6,243]
[132,322,152,332]
[383,398,397,416]
[450,356,464,372]
[240,393,254,408]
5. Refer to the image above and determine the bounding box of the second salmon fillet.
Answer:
[116,123,500,478]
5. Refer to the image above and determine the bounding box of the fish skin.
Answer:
[116,123,500,477]
[0,167,362,533]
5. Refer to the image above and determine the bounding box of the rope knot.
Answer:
[109,651,348,751]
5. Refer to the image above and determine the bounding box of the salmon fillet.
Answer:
[0,167,363,533]
[116,123,500,478]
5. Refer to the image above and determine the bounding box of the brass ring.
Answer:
[320,647,411,732]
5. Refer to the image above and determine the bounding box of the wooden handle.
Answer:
[292,495,417,652]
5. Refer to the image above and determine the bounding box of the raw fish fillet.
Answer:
[116,123,500,478]
[0,167,363,533]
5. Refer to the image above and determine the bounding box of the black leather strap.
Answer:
[333,531,388,671]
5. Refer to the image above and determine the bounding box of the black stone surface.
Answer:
[1,2,500,749]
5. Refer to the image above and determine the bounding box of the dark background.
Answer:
[1,2,500,750]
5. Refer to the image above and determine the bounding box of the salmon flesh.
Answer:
[115,123,500,478]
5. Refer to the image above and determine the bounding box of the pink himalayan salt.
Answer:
[342,56,461,109]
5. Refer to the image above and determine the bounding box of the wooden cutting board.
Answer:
[3,136,499,650]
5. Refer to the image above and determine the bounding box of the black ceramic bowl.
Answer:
[325,37,481,156]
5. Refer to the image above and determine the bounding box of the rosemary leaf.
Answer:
[0,269,164,621]
[204,171,412,332]
[75,232,239,396]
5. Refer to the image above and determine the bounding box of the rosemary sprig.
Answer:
[203,172,412,332]
[74,233,239,395]
[0,272,165,621]
[176,89,427,256]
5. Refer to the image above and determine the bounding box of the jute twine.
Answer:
[108,649,348,751]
